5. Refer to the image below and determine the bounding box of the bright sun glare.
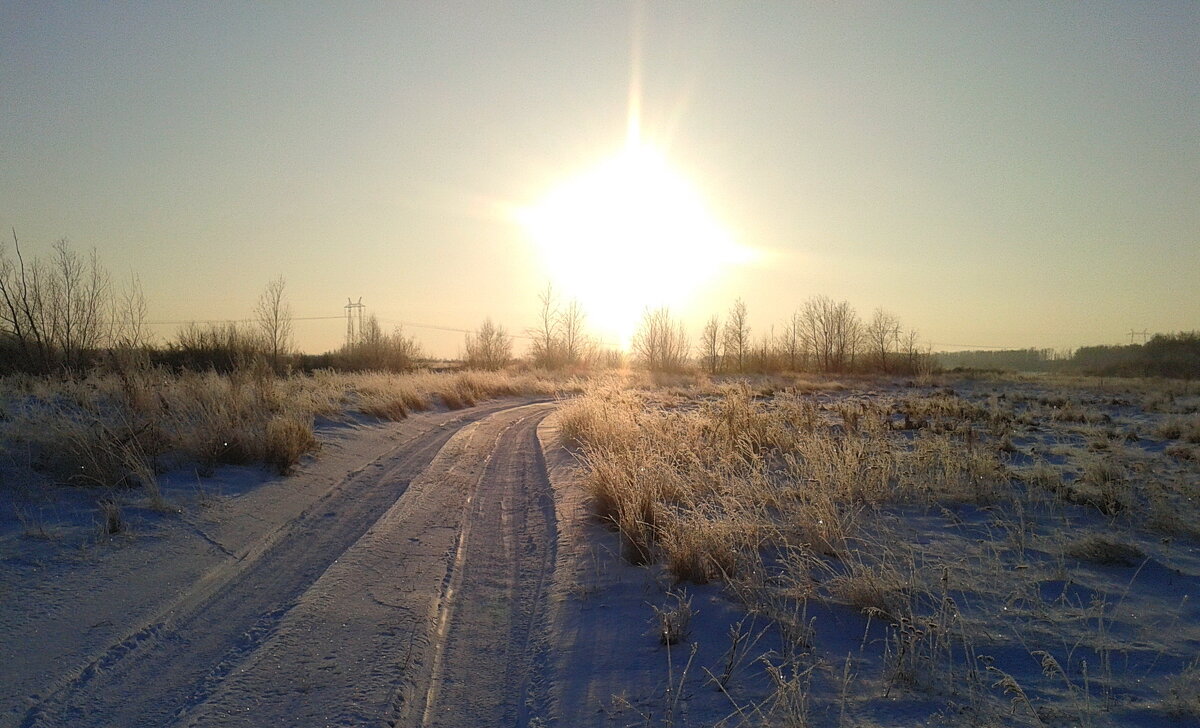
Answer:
[517,141,753,349]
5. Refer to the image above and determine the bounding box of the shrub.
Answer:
[265,414,318,474]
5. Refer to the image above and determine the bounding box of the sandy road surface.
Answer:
[12,400,564,728]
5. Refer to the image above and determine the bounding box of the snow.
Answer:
[1,377,1198,727]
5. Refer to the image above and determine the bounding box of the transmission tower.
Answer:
[1127,329,1149,345]
[345,297,365,347]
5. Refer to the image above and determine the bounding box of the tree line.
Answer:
[12,234,1188,380]
[0,232,148,373]
[629,296,928,375]
[0,234,427,375]
[0,235,929,377]
[939,334,1200,379]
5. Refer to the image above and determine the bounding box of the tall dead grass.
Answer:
[558,384,1006,588]
[559,375,1200,723]
[1,367,571,496]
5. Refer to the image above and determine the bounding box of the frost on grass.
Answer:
[0,367,571,548]
[560,374,1200,726]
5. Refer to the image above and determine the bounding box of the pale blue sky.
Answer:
[2,2,1197,355]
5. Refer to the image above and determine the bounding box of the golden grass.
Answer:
[557,381,1016,596]
[557,374,1200,722]
[0,366,572,492]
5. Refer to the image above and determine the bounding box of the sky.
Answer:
[2,2,1197,356]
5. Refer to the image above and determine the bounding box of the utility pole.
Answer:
[345,297,365,347]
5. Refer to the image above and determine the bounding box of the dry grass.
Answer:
[653,590,694,646]
[558,374,1200,725]
[1164,662,1200,720]
[558,382,1013,591]
[1064,535,1145,566]
[1155,416,1200,443]
[96,497,125,535]
[264,414,320,474]
[1067,459,1130,515]
[0,366,572,497]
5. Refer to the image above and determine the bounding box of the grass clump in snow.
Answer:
[1155,416,1200,443]
[557,373,1200,726]
[1063,534,1145,567]
[1,366,569,495]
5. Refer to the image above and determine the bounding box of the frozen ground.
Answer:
[559,374,1200,727]
[1,376,1198,727]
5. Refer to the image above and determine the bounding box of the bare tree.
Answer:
[526,283,592,370]
[528,283,562,369]
[632,307,690,373]
[722,298,750,373]
[700,315,721,374]
[902,328,922,373]
[48,240,111,368]
[256,275,293,373]
[834,300,863,370]
[0,230,51,370]
[864,308,902,373]
[781,311,805,372]
[560,299,592,367]
[0,232,112,372]
[113,275,149,351]
[801,295,861,373]
[800,296,831,372]
[464,318,512,370]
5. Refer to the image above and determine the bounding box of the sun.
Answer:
[516,141,752,348]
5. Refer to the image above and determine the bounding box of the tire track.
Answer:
[19,398,547,728]
[179,402,557,728]
[407,406,558,728]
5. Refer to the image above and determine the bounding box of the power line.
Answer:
[144,313,546,342]
[928,342,1044,351]
[377,318,538,341]
[145,312,609,348]
[143,315,344,325]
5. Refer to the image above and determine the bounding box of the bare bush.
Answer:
[800,295,861,373]
[631,306,690,373]
[527,283,592,370]
[653,591,694,645]
[169,321,264,373]
[722,298,751,373]
[700,315,721,374]
[0,233,114,372]
[338,314,422,372]
[464,317,512,371]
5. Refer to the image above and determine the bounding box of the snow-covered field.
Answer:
[1,373,1198,727]
[553,374,1200,727]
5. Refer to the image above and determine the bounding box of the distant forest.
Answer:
[938,332,1200,379]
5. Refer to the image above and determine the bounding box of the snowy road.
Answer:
[15,401,561,728]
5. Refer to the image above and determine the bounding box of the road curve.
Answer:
[19,400,558,728]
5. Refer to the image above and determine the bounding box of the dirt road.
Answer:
[14,400,563,728]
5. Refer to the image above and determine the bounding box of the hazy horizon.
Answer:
[3,3,1197,357]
